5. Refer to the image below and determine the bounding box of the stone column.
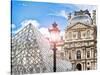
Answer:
[82,62,85,70]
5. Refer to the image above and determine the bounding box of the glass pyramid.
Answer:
[11,23,72,75]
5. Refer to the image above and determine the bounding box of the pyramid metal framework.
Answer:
[11,23,72,75]
[11,23,47,74]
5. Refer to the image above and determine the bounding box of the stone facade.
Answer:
[64,10,97,71]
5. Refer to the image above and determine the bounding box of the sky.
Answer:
[11,0,96,37]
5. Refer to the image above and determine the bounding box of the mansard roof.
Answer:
[69,14,93,26]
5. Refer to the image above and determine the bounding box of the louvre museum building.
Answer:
[63,10,97,71]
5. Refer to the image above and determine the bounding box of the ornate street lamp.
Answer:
[48,22,61,72]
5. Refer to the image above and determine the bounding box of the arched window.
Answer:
[69,52,71,59]
[77,50,81,59]
[94,50,97,57]
[87,30,90,38]
[76,63,82,70]
[87,67,90,70]
[87,51,90,58]
[83,33,86,37]
[69,32,72,39]
[78,31,81,39]
[73,34,76,38]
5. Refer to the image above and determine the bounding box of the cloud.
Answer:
[60,31,65,40]
[22,3,28,6]
[12,19,50,38]
[60,31,64,36]
[21,20,51,38]
[12,19,40,34]
[48,10,68,19]
[12,24,16,29]
[12,19,65,40]
[21,19,40,28]
[11,24,17,35]
[39,27,65,40]
[39,27,50,38]
[58,10,68,19]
